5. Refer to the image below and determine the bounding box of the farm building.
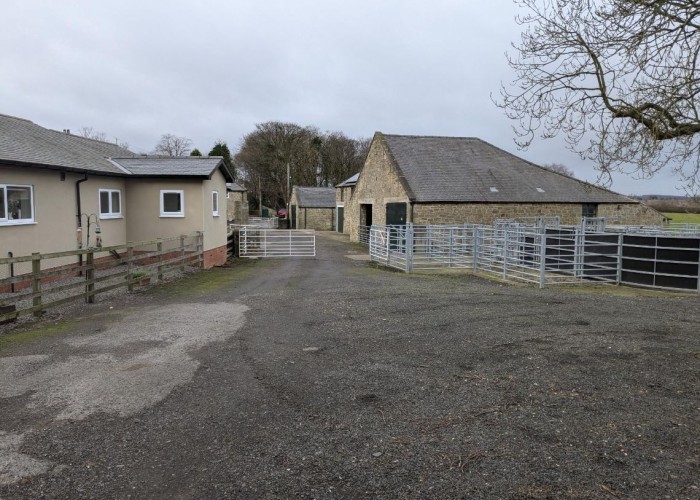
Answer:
[0,113,234,268]
[335,173,358,234]
[290,186,336,230]
[226,182,249,225]
[342,133,665,242]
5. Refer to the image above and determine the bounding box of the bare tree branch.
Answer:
[496,0,700,191]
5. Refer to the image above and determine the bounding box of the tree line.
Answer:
[147,122,368,210]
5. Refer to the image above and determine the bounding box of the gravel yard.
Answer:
[0,232,698,499]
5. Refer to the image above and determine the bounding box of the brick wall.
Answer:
[203,244,227,268]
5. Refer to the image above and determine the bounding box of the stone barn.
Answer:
[290,187,336,230]
[226,182,249,224]
[335,173,358,234]
[343,132,665,242]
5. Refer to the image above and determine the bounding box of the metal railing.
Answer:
[247,217,279,229]
[358,225,371,245]
[369,223,700,292]
[239,227,315,257]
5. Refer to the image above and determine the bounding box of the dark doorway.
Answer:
[337,206,344,233]
[386,203,407,225]
[360,204,373,227]
[291,204,297,229]
[582,203,598,218]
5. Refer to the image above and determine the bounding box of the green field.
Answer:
[663,212,700,224]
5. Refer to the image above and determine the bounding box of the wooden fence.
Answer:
[0,232,203,324]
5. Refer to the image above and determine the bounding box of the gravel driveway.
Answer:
[0,232,698,499]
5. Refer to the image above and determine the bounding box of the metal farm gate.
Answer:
[239,227,316,257]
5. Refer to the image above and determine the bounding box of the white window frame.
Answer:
[0,184,35,225]
[160,190,185,218]
[98,188,122,219]
[212,190,219,217]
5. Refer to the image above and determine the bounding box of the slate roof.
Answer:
[336,173,359,188]
[294,187,336,208]
[226,182,246,192]
[110,156,231,181]
[0,113,135,174]
[379,133,634,204]
[0,113,233,182]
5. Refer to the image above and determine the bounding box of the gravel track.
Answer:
[0,232,698,499]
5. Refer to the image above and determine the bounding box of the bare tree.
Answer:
[77,126,107,142]
[153,134,193,156]
[496,0,700,190]
[541,163,576,178]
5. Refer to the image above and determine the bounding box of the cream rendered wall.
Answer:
[200,171,228,251]
[124,171,228,252]
[80,176,128,248]
[1,167,77,257]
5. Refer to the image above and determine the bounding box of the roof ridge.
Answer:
[381,132,480,140]
[0,112,33,123]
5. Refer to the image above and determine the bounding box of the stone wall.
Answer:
[412,201,666,226]
[298,207,335,230]
[346,136,410,241]
[336,186,354,234]
[226,191,249,224]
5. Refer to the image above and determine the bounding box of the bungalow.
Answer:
[0,113,233,267]
[289,186,336,230]
[342,132,665,241]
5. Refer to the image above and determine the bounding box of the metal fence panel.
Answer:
[240,228,315,257]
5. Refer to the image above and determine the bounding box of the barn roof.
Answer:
[294,187,336,208]
[336,173,359,188]
[378,133,634,204]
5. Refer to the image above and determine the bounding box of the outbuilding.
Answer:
[290,186,336,230]
[342,132,665,242]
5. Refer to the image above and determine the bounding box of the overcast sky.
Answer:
[1,0,683,195]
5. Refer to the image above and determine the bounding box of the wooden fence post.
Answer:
[157,239,164,281]
[127,244,134,292]
[86,250,95,304]
[197,231,204,268]
[31,253,41,317]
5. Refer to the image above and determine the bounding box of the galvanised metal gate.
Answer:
[239,227,315,258]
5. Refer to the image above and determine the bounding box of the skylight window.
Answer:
[489,187,499,193]
[536,187,545,193]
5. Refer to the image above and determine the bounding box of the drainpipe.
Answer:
[7,252,14,293]
[76,173,88,273]
[75,173,88,230]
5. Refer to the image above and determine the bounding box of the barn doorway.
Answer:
[337,206,344,233]
[386,203,407,226]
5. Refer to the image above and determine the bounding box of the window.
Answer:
[212,191,219,216]
[1,184,34,224]
[160,190,184,217]
[99,189,122,219]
